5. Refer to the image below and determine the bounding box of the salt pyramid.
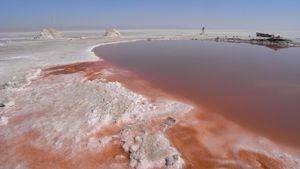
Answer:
[103,28,121,38]
[34,28,64,40]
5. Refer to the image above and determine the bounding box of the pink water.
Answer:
[94,40,300,147]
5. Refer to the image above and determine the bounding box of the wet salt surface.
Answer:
[94,40,300,147]
[0,60,193,169]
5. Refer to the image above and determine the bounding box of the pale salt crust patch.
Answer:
[0,71,191,168]
[120,124,185,169]
[1,68,41,91]
[233,136,300,168]
[0,38,190,169]
[187,113,300,168]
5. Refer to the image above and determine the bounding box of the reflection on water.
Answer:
[94,40,300,146]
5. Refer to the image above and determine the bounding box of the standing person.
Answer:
[201,26,205,35]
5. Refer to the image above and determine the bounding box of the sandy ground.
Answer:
[1,30,300,169]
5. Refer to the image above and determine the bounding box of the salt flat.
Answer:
[0,29,300,168]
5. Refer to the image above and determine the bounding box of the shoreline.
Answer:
[91,38,300,143]
[89,40,300,167]
[87,39,144,60]
[1,31,300,168]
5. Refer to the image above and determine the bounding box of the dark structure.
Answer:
[256,32,274,38]
[201,27,205,35]
[213,32,299,51]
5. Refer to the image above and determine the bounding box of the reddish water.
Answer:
[93,40,300,147]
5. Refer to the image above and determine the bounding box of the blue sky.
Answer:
[1,0,299,32]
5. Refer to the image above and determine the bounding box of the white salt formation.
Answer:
[120,124,184,169]
[0,70,191,153]
[34,28,64,40]
[104,28,122,38]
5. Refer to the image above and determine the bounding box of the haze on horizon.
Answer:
[1,0,299,32]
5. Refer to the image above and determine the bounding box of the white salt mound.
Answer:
[34,28,64,40]
[103,28,121,38]
[120,125,184,169]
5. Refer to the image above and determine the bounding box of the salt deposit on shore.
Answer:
[1,30,300,168]
[34,28,64,40]
[104,28,122,38]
